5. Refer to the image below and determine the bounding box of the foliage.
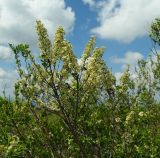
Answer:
[0,19,160,157]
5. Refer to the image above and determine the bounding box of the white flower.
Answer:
[125,111,134,124]
[115,117,121,123]
[138,111,144,117]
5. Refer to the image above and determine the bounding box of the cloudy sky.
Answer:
[0,0,159,97]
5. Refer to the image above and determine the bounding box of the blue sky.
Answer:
[0,0,160,96]
[65,0,153,71]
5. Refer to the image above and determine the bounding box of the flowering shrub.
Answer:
[0,19,160,157]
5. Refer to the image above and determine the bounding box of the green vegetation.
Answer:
[0,19,160,157]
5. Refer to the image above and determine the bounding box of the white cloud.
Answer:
[91,0,160,43]
[115,72,123,81]
[0,45,13,60]
[0,68,18,97]
[82,0,96,8]
[115,70,137,84]
[0,68,17,79]
[113,51,143,84]
[0,68,7,78]
[111,51,143,68]
[0,0,75,97]
[0,0,75,49]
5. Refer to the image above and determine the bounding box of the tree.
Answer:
[0,19,159,157]
[9,20,116,157]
